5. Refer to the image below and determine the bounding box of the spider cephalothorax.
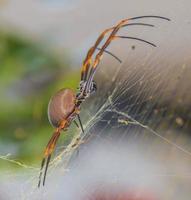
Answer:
[78,80,97,98]
[38,15,170,187]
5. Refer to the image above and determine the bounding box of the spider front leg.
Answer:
[81,27,115,81]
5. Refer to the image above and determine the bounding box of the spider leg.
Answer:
[38,120,67,187]
[38,129,61,187]
[72,116,84,158]
[82,24,153,81]
[82,23,154,79]
[84,17,168,93]
[115,36,156,47]
[38,157,45,187]
[81,15,170,83]
[92,22,156,66]
[95,23,155,64]
[73,120,80,128]
[128,15,170,21]
[96,48,122,63]
[43,154,51,186]
[84,19,129,93]
[77,114,84,133]
[122,22,154,28]
[81,27,114,81]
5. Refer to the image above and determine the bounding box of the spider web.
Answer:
[1,46,191,199]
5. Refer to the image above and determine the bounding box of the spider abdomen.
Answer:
[48,88,76,128]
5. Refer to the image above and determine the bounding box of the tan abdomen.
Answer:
[48,88,76,127]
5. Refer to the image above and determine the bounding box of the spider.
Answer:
[38,15,170,187]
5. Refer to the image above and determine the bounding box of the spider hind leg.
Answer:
[38,130,61,187]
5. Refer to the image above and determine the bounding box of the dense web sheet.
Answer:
[0,47,191,199]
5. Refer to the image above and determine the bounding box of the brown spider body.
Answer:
[38,15,170,188]
[48,88,76,128]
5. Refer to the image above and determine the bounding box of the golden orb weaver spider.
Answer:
[38,15,170,187]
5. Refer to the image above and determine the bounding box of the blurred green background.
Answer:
[0,32,80,170]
